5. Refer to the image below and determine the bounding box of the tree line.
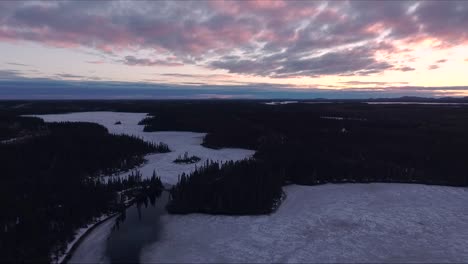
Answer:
[167,159,283,215]
[140,102,468,214]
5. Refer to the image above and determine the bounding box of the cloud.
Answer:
[436,59,447,63]
[123,56,183,67]
[86,60,105,64]
[56,73,84,79]
[394,66,416,72]
[211,45,393,77]
[428,65,440,70]
[340,81,409,86]
[6,62,29,67]
[158,73,232,79]
[0,1,467,77]
[53,73,101,81]
[0,69,22,79]
[412,1,468,45]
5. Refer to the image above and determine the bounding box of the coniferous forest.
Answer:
[167,159,283,215]
[0,114,165,262]
[2,99,468,261]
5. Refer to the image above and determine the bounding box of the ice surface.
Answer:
[264,101,298,105]
[140,183,468,263]
[67,216,116,264]
[52,215,110,263]
[33,112,254,185]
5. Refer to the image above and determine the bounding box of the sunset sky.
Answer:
[1,0,468,99]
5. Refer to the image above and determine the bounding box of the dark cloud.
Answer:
[394,66,416,72]
[0,69,22,79]
[211,45,393,77]
[414,1,468,45]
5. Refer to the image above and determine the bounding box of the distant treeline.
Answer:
[0,117,165,262]
[0,114,46,141]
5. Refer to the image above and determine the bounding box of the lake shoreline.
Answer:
[59,213,118,264]
[61,187,172,264]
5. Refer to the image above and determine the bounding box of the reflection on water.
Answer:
[106,191,169,263]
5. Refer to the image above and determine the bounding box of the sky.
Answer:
[1,0,468,99]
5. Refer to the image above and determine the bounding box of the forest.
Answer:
[0,115,166,262]
[167,159,283,215]
[2,99,468,260]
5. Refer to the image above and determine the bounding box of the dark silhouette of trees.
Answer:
[173,152,201,164]
[167,159,283,215]
[0,119,166,262]
[0,114,46,141]
[3,100,468,260]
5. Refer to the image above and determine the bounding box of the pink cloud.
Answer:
[1,1,468,77]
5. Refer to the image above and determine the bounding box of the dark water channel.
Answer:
[105,191,169,263]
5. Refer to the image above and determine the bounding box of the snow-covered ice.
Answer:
[264,101,298,105]
[33,112,254,185]
[67,216,116,264]
[52,215,112,264]
[140,183,468,263]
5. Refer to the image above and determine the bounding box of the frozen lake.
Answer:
[141,183,468,263]
[33,112,468,263]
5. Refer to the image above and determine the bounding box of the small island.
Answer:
[173,152,201,164]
